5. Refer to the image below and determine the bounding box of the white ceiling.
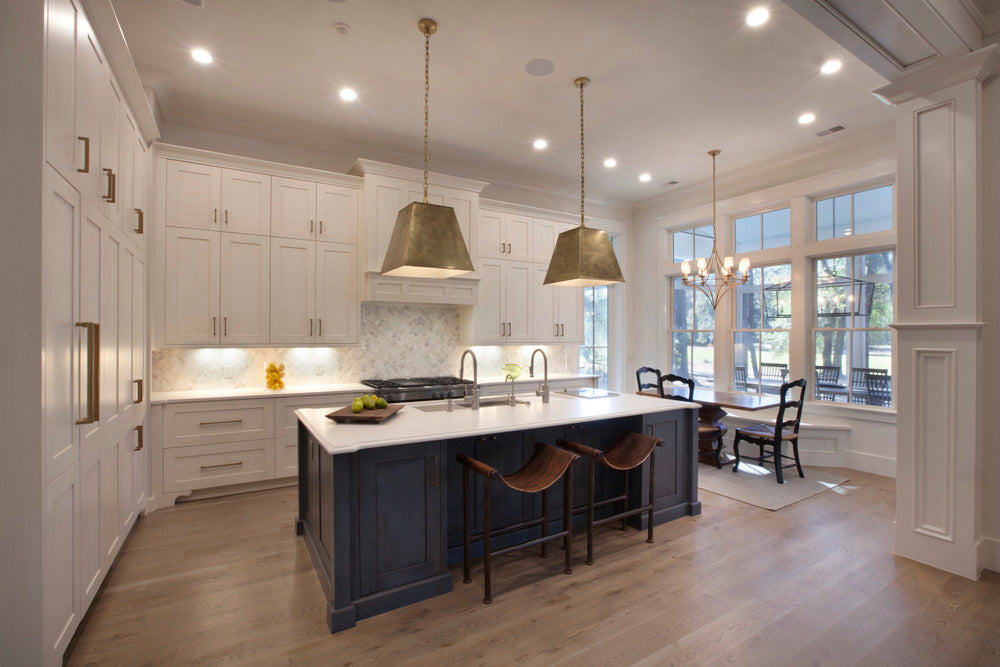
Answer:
[112,0,895,204]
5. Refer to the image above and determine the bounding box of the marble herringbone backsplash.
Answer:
[152,303,578,391]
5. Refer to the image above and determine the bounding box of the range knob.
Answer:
[433,390,443,399]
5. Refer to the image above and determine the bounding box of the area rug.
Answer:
[697,457,849,511]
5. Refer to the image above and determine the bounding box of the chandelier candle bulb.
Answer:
[739,257,750,275]
[697,257,707,273]
[681,261,691,277]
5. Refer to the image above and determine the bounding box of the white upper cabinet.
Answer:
[271,177,317,240]
[270,238,316,345]
[556,286,583,343]
[464,259,531,344]
[317,183,359,244]
[44,0,80,181]
[532,265,583,344]
[129,135,147,250]
[532,216,576,266]
[116,109,135,234]
[220,233,270,345]
[75,12,103,201]
[165,161,222,230]
[164,227,221,345]
[479,209,532,261]
[221,169,270,236]
[316,242,358,344]
[99,70,120,224]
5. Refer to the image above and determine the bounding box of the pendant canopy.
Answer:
[380,18,475,279]
[544,76,624,287]
[381,201,475,278]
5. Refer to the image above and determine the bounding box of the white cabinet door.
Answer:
[100,228,123,434]
[117,426,136,536]
[474,259,505,344]
[79,448,104,609]
[43,170,82,484]
[271,177,316,240]
[75,11,103,201]
[317,183,359,244]
[116,108,135,234]
[116,239,136,424]
[131,419,147,521]
[45,0,80,180]
[270,238,316,344]
[78,204,104,460]
[221,168,270,235]
[505,261,532,343]
[506,214,532,261]
[129,134,147,250]
[556,285,583,343]
[99,72,120,224]
[165,161,221,230]
[220,233,270,345]
[441,191,476,265]
[316,242,358,345]
[99,435,122,567]
[533,217,575,266]
[479,209,504,260]
[132,253,146,416]
[532,265,557,343]
[164,228,220,344]
[44,464,80,661]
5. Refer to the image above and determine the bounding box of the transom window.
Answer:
[816,185,892,241]
[813,251,894,406]
[734,207,791,253]
[672,224,714,264]
[669,277,715,387]
[733,264,792,394]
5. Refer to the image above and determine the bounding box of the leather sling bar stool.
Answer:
[557,431,662,565]
[456,442,579,604]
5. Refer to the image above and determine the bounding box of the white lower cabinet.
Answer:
[44,463,80,661]
[163,439,275,493]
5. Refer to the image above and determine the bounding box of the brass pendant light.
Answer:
[381,18,475,279]
[543,77,625,287]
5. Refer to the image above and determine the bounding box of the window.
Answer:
[813,251,894,406]
[672,224,714,263]
[734,207,791,253]
[669,277,715,387]
[580,285,609,388]
[816,185,892,241]
[733,264,792,394]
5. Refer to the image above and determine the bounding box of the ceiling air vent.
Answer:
[816,124,846,137]
[175,0,203,6]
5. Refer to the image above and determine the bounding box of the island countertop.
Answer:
[296,392,696,455]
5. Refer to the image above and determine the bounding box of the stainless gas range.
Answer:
[361,376,474,403]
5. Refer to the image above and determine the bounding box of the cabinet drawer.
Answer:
[163,439,275,492]
[274,394,353,436]
[276,435,298,478]
[163,399,275,448]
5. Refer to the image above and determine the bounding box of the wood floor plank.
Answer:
[64,470,1000,666]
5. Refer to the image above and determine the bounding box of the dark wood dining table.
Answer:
[638,388,782,464]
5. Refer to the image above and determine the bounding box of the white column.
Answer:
[880,46,1000,578]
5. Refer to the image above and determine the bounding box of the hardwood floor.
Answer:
[65,469,1000,666]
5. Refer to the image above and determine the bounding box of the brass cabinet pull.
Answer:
[199,419,243,426]
[134,424,144,451]
[430,456,438,487]
[507,322,511,336]
[223,316,228,336]
[134,208,144,234]
[309,318,314,336]
[648,424,655,437]
[214,208,218,224]
[77,136,90,173]
[133,378,144,404]
[318,319,322,337]
[102,168,116,202]
[224,209,229,225]
[200,461,243,470]
[499,322,504,336]
[310,220,314,233]
[75,322,100,424]
[560,323,564,337]
[212,316,217,336]
[499,241,504,253]
[319,220,323,235]
[554,323,558,337]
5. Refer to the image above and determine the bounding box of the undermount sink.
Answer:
[414,402,469,413]
[414,396,529,412]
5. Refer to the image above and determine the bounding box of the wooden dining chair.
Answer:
[660,373,728,469]
[732,378,807,484]
[636,366,664,396]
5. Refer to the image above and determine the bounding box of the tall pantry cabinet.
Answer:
[39,0,154,663]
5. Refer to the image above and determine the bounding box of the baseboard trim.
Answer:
[981,536,1000,574]
[844,450,896,477]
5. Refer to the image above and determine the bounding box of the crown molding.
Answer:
[872,44,1000,104]
[154,143,363,187]
[349,159,489,194]
[960,0,1000,36]
[82,0,160,144]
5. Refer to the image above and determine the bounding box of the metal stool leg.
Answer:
[647,448,655,544]
[462,465,471,584]
[586,457,595,565]
[540,488,548,558]
[483,478,492,603]
[563,464,573,575]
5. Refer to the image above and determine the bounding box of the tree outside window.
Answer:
[670,277,715,387]
[580,286,609,388]
[733,264,792,394]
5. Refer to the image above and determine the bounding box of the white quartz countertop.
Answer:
[149,374,596,405]
[297,392,695,455]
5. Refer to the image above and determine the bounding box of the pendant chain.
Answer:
[579,81,585,227]
[423,29,430,204]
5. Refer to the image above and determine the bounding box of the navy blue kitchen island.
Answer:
[295,393,699,633]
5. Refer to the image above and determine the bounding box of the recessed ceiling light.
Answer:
[798,112,816,124]
[821,59,842,74]
[340,88,358,101]
[191,48,213,64]
[604,158,617,168]
[639,173,651,182]
[746,7,769,26]
[533,139,548,150]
